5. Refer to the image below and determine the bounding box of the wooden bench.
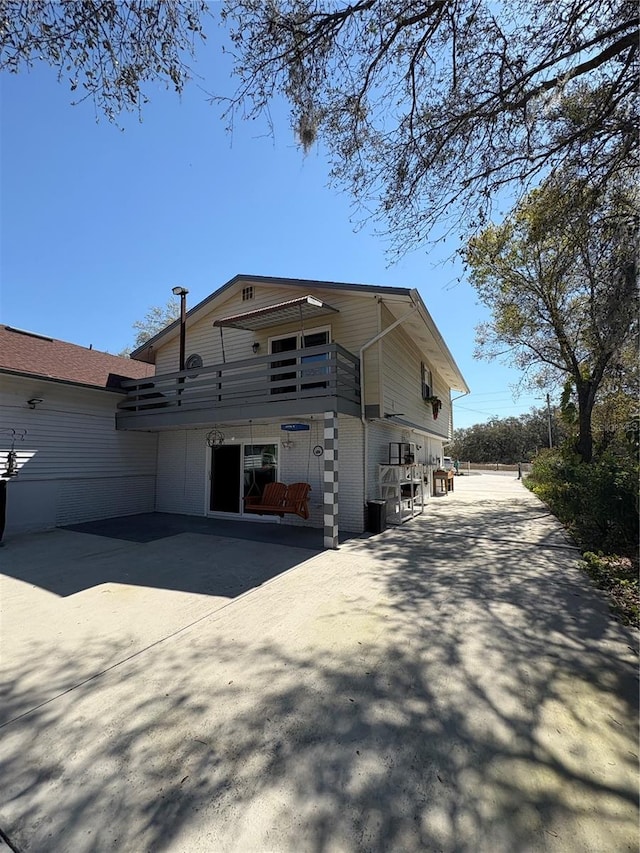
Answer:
[244,481,311,519]
[283,482,311,519]
[433,469,454,495]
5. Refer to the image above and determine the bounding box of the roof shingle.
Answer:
[0,325,155,389]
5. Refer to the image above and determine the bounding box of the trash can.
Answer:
[366,499,387,534]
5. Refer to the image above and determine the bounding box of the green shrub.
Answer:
[525,448,639,555]
[581,552,639,627]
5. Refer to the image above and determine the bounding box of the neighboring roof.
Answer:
[0,325,155,390]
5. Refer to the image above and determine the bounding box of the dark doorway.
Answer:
[270,335,297,394]
[210,445,241,513]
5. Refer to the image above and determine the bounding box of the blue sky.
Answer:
[0,29,543,430]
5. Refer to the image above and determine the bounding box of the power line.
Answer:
[458,390,540,399]
[455,403,545,415]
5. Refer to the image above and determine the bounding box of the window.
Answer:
[243,443,278,499]
[421,362,433,400]
[242,286,254,301]
[269,328,330,394]
[270,335,298,394]
[300,330,330,389]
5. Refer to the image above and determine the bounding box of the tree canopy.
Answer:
[447,409,568,464]
[220,0,638,252]
[466,170,638,462]
[1,1,209,119]
[4,3,636,253]
[118,299,179,355]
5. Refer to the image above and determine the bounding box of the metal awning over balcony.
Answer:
[213,295,339,331]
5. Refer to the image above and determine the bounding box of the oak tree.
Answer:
[118,299,179,355]
[467,171,638,462]
[220,0,638,252]
[1,1,210,119]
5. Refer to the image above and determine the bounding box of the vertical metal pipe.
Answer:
[179,292,186,373]
[171,286,188,406]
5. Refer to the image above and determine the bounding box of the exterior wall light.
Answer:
[27,398,43,409]
[252,342,260,353]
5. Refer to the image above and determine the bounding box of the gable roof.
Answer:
[0,325,155,390]
[131,274,413,360]
[131,273,470,394]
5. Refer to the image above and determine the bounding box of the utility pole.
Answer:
[546,393,553,448]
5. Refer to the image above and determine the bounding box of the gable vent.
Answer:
[242,286,254,301]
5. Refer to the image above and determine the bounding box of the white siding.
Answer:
[380,306,451,439]
[144,281,459,537]
[366,419,445,503]
[1,376,157,535]
[156,429,208,515]
[154,415,366,533]
[154,283,380,375]
[336,415,365,532]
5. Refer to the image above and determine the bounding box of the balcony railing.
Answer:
[117,343,360,427]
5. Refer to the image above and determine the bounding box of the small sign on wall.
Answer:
[281,423,310,431]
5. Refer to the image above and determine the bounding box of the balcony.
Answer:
[116,343,361,430]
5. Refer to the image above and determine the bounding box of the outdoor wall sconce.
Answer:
[27,398,43,409]
[252,342,260,353]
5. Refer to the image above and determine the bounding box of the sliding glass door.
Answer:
[209,442,279,514]
[243,443,279,501]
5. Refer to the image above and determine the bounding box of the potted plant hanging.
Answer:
[427,395,442,420]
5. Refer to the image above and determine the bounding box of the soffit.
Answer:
[381,298,469,393]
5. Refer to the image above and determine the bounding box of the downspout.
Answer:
[450,391,470,437]
[359,300,420,506]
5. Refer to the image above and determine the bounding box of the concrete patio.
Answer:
[1,473,638,852]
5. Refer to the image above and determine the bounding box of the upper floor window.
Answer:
[269,327,330,394]
[421,362,433,400]
[242,286,254,301]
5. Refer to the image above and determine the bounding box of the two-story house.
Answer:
[118,275,469,547]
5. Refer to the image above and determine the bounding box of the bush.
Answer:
[581,552,639,628]
[525,448,639,625]
[526,448,639,554]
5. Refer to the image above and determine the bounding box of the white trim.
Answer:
[267,324,331,353]
[205,437,282,520]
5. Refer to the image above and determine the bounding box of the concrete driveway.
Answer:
[1,474,638,852]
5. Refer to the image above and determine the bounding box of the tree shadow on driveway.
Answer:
[1,623,637,852]
[1,485,637,852]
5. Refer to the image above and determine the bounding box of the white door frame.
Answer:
[205,437,282,522]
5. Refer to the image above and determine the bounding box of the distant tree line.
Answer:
[449,388,638,465]
[447,409,562,465]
